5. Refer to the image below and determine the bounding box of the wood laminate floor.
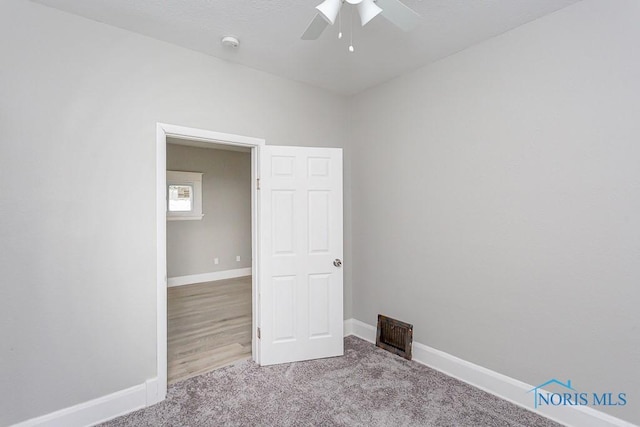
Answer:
[168,276,252,384]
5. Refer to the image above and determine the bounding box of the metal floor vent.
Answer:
[376,314,413,360]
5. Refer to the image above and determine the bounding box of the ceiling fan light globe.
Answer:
[357,0,383,26]
[316,0,342,25]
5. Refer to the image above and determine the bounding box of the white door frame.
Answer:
[154,123,264,404]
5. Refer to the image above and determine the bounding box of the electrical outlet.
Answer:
[236,255,241,262]
[214,258,219,265]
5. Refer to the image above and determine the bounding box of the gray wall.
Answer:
[0,1,350,425]
[167,143,251,277]
[350,0,640,424]
[4,0,637,425]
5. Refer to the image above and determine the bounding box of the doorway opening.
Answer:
[166,140,251,384]
[155,124,264,403]
[155,124,344,404]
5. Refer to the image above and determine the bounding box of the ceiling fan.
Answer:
[301,0,421,41]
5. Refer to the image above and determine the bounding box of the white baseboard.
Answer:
[343,319,636,427]
[343,318,355,337]
[347,318,377,342]
[11,378,158,427]
[144,377,162,406]
[167,268,251,287]
[14,320,635,427]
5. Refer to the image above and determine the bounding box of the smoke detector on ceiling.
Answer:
[221,36,240,49]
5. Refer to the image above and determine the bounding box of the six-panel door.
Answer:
[258,145,343,365]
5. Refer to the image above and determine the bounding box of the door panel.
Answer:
[272,276,296,342]
[308,274,331,337]
[272,191,295,254]
[258,145,343,365]
[308,191,330,253]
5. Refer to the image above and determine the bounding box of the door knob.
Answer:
[333,259,342,267]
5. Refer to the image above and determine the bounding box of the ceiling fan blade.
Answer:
[301,13,330,40]
[376,0,421,31]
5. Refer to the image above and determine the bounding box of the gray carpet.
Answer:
[101,336,560,426]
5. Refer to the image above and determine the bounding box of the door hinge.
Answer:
[257,327,261,339]
[256,178,260,190]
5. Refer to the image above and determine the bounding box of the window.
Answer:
[167,171,203,220]
[168,184,192,211]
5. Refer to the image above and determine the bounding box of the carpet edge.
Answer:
[345,318,637,427]
[11,319,636,427]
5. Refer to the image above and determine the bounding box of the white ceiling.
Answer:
[31,0,581,95]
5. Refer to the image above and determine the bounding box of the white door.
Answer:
[258,145,343,366]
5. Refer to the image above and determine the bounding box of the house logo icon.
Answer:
[528,379,576,409]
[528,379,627,408]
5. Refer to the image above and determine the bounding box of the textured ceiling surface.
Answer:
[30,0,581,95]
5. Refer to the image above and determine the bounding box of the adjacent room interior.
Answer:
[165,140,252,384]
[2,1,639,426]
